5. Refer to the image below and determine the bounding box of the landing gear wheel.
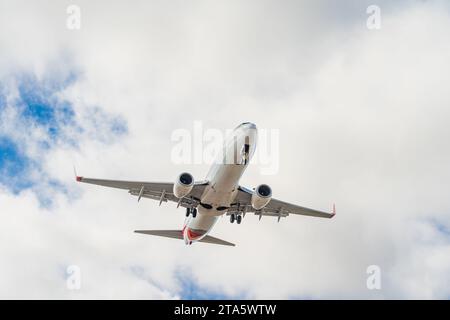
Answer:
[230,214,235,223]
[192,208,197,218]
[186,208,190,217]
[236,215,242,224]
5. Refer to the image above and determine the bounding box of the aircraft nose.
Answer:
[240,122,257,129]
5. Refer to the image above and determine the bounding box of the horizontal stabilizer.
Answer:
[199,235,235,246]
[135,229,183,239]
[134,230,235,247]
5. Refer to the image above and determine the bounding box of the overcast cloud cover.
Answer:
[1,0,450,299]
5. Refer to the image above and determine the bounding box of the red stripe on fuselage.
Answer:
[186,228,202,240]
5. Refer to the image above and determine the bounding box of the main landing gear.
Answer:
[230,213,242,224]
[186,207,197,218]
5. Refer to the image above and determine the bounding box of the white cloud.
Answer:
[0,0,450,299]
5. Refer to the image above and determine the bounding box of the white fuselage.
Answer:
[182,123,257,244]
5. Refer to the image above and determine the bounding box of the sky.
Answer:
[0,0,450,299]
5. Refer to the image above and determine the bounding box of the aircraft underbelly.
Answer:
[201,164,245,208]
[185,164,246,242]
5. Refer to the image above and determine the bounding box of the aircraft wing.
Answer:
[229,186,335,221]
[75,176,208,208]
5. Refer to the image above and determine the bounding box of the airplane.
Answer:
[75,122,335,247]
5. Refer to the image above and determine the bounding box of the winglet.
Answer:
[73,166,82,182]
[331,203,336,217]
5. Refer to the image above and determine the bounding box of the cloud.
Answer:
[0,69,127,207]
[0,0,450,299]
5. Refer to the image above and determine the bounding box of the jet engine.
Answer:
[251,184,272,210]
[173,172,194,198]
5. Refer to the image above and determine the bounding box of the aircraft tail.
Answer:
[134,230,235,247]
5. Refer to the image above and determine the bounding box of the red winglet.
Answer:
[76,176,82,182]
[331,203,336,217]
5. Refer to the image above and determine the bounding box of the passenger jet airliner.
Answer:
[76,122,335,246]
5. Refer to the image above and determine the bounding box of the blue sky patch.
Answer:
[16,74,77,139]
[430,219,450,239]
[0,70,128,201]
[0,137,27,176]
[177,273,238,300]
[0,137,33,192]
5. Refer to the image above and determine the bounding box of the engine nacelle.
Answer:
[173,172,194,198]
[251,184,272,210]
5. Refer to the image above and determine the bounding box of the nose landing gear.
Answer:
[230,213,243,224]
